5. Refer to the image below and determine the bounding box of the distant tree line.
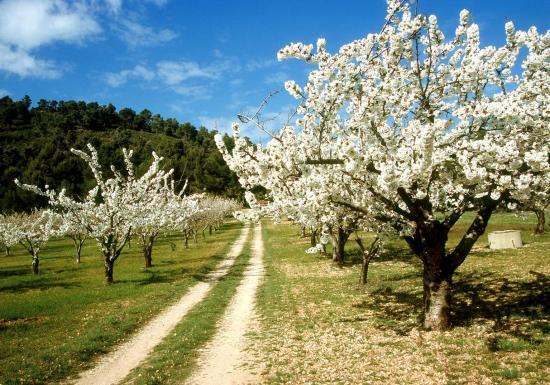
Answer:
[0,95,243,211]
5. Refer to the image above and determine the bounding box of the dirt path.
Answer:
[72,225,250,385]
[186,223,265,385]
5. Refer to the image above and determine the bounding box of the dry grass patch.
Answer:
[253,218,549,385]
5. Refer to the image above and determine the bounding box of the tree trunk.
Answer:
[418,221,452,330]
[331,227,349,266]
[73,240,83,264]
[357,237,381,285]
[300,226,306,238]
[423,274,452,330]
[184,232,189,249]
[105,259,114,284]
[32,253,39,274]
[310,229,318,247]
[534,209,545,234]
[209,225,213,235]
[143,245,153,267]
[5,246,10,256]
[360,257,370,285]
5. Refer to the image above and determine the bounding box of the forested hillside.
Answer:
[0,95,242,211]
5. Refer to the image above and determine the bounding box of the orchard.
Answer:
[0,0,547,384]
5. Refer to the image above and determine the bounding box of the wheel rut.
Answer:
[185,223,265,385]
[71,225,250,385]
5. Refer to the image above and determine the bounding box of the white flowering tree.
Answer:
[133,179,200,267]
[217,126,364,265]
[17,144,173,283]
[519,177,549,234]
[217,1,549,330]
[0,213,20,256]
[58,211,89,263]
[7,210,59,274]
[179,194,240,248]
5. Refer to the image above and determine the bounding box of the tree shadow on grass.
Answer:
[452,270,549,335]
[345,270,548,337]
[343,243,420,267]
[0,278,81,293]
[0,267,30,278]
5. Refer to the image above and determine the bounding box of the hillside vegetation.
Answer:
[0,95,242,211]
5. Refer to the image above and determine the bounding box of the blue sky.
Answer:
[0,0,548,142]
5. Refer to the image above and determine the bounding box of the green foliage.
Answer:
[0,96,242,211]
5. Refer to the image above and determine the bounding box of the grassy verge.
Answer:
[121,233,252,385]
[254,214,549,384]
[0,221,242,385]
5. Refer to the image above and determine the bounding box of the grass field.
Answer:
[0,221,242,385]
[1,212,548,385]
[253,212,549,384]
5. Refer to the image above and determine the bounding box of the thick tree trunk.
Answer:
[5,246,10,256]
[534,209,545,234]
[32,253,39,274]
[105,259,114,284]
[209,225,213,236]
[418,221,452,330]
[423,274,452,330]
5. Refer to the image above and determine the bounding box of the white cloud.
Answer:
[103,54,239,102]
[172,85,212,100]
[246,58,277,71]
[115,19,177,48]
[104,64,155,87]
[0,89,9,97]
[0,0,100,78]
[230,78,243,86]
[0,43,61,78]
[0,0,100,50]
[156,61,218,85]
[144,0,169,7]
[264,71,289,85]
[105,0,123,14]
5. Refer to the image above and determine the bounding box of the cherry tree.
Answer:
[7,210,59,274]
[58,212,89,263]
[0,213,20,256]
[133,179,200,267]
[17,144,173,283]
[217,1,549,330]
[180,195,240,247]
[217,126,364,265]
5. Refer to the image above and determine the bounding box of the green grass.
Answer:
[121,233,252,385]
[0,221,242,385]
[255,214,550,384]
